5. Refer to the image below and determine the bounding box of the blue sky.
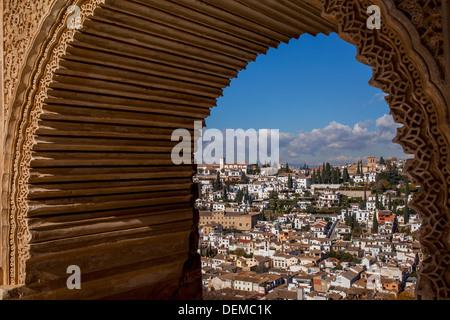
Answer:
[203,33,407,167]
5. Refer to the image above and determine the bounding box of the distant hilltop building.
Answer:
[220,157,252,172]
[348,156,378,176]
[367,156,377,172]
[199,210,259,231]
[197,157,253,175]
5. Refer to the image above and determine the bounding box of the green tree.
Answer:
[288,174,294,189]
[404,178,410,223]
[237,189,244,203]
[306,205,315,214]
[213,171,222,191]
[375,190,380,210]
[222,186,228,201]
[331,168,338,184]
[343,167,350,183]
[240,171,249,183]
[324,163,332,184]
[351,214,358,230]
[359,189,367,210]
[312,171,317,184]
[377,162,404,187]
[259,209,266,221]
[372,212,379,233]
[345,208,352,227]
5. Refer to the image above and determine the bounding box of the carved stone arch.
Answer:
[0,0,448,299]
[322,0,450,299]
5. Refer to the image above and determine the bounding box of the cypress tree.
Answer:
[360,189,367,210]
[351,213,358,230]
[237,189,243,203]
[323,163,330,183]
[376,190,380,210]
[345,208,351,227]
[259,209,265,221]
[405,180,410,223]
[214,171,222,191]
[322,163,326,183]
[332,168,339,184]
[241,171,249,183]
[223,186,228,201]
[343,167,349,183]
[372,211,379,233]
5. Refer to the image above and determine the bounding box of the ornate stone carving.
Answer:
[2,0,57,123]
[6,0,105,285]
[394,0,445,79]
[321,0,450,300]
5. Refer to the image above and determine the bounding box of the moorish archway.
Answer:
[0,0,449,299]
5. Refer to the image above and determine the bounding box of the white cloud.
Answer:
[280,114,403,165]
[370,92,388,104]
[194,114,404,166]
[359,92,389,109]
[376,114,402,143]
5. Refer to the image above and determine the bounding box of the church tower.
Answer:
[367,156,376,172]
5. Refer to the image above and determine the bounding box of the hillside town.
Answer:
[196,156,422,300]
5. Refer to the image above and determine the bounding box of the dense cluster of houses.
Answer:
[200,212,421,300]
[196,157,421,300]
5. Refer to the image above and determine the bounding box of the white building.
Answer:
[310,220,330,238]
[319,190,340,207]
[331,271,360,288]
[293,175,312,189]
[272,253,299,270]
[213,203,226,211]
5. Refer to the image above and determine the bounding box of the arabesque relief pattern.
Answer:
[5,0,105,287]
[394,0,445,79]
[322,0,449,300]
[2,0,57,123]
[1,0,449,299]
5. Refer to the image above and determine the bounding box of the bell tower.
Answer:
[367,156,377,172]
